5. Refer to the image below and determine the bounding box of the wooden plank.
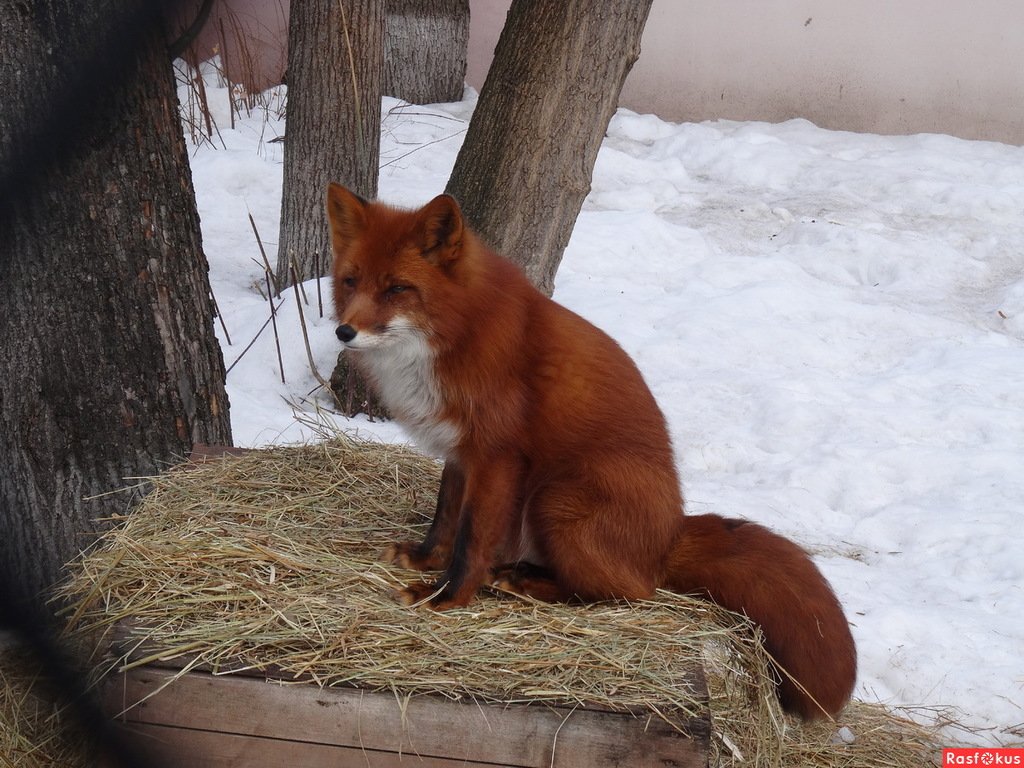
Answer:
[113,721,510,768]
[186,444,251,463]
[102,668,709,768]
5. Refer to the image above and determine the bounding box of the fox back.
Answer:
[327,183,856,721]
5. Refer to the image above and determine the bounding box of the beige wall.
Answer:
[469,1,1024,145]
[189,0,289,91]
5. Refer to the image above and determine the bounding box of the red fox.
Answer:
[327,183,857,720]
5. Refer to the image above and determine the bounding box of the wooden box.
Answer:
[83,445,713,767]
[101,661,710,768]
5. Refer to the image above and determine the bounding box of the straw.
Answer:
[52,435,946,767]
[0,643,93,768]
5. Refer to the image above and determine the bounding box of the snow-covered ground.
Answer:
[183,68,1024,745]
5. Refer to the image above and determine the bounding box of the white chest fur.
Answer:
[355,322,460,458]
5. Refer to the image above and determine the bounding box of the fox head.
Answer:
[326,183,468,353]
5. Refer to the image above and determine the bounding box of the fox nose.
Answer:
[335,324,357,343]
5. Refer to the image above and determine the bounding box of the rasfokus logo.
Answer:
[944,749,1024,766]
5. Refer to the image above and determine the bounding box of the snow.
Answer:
[183,68,1024,745]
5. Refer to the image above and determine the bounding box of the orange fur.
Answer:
[327,184,856,720]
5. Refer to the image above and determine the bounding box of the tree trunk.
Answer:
[0,1,231,612]
[276,0,384,284]
[279,0,387,418]
[384,0,469,104]
[445,0,653,295]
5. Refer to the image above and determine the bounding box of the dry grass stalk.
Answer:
[0,644,91,768]
[54,436,945,767]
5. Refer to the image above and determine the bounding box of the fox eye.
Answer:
[341,276,356,288]
[385,284,410,295]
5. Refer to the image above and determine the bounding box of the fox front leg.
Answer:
[382,461,465,571]
[394,454,523,610]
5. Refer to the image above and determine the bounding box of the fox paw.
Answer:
[393,580,467,611]
[490,565,521,592]
[381,541,447,571]
[490,563,565,603]
[381,542,415,569]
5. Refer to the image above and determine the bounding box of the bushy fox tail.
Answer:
[666,514,857,720]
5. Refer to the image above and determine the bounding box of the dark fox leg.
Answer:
[383,461,465,571]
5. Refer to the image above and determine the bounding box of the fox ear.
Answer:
[416,194,464,267]
[326,183,368,249]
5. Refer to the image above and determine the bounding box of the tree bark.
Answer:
[445,0,653,295]
[279,0,386,417]
[0,1,231,611]
[277,0,384,284]
[384,0,469,104]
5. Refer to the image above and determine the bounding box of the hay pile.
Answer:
[56,436,943,767]
[0,642,92,768]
